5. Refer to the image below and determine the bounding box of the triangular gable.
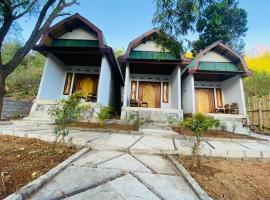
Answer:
[39,13,105,48]
[188,41,252,76]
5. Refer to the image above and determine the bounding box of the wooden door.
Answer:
[138,82,161,108]
[72,74,99,98]
[195,88,215,113]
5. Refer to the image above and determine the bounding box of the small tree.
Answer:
[180,113,219,168]
[96,106,113,127]
[48,92,89,144]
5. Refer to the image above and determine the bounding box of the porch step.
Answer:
[18,117,54,126]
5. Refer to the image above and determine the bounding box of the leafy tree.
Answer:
[153,0,247,55]
[2,40,45,100]
[96,106,113,127]
[244,72,270,98]
[0,0,78,118]
[180,113,220,168]
[192,0,248,54]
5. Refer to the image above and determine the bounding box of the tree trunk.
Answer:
[0,72,7,120]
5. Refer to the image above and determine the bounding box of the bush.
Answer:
[167,114,178,127]
[124,112,145,129]
[96,106,113,127]
[180,113,220,168]
[48,93,89,144]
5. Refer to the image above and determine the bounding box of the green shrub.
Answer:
[124,112,145,129]
[48,92,89,144]
[96,106,113,127]
[180,113,220,168]
[167,114,178,127]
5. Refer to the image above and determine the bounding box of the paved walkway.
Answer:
[2,121,270,200]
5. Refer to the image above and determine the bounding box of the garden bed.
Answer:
[0,135,77,199]
[173,128,259,140]
[179,156,270,200]
[69,122,138,132]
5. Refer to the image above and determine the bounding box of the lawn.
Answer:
[0,135,77,199]
[179,156,270,200]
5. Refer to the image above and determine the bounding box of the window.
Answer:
[130,81,137,100]
[163,82,169,103]
[216,88,223,108]
[63,73,73,95]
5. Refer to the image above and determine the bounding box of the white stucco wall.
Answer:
[123,64,130,107]
[221,75,246,115]
[169,66,181,109]
[133,41,169,52]
[97,56,113,106]
[201,51,231,62]
[37,54,66,100]
[181,74,195,114]
[59,28,98,40]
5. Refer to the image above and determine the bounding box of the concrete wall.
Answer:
[201,51,231,62]
[97,56,113,106]
[221,75,246,115]
[181,74,195,114]
[169,66,181,109]
[37,54,66,100]
[59,28,98,40]
[2,98,32,119]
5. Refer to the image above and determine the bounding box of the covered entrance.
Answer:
[138,82,161,108]
[195,88,215,113]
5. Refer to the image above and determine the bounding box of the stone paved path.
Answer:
[28,150,199,200]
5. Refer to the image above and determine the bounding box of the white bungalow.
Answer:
[119,29,186,122]
[29,14,124,119]
[182,41,252,117]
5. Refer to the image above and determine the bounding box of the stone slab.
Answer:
[30,166,122,200]
[72,150,123,167]
[238,142,270,151]
[109,174,160,200]
[69,131,108,146]
[97,154,152,173]
[130,136,175,152]
[133,154,179,175]
[65,184,124,200]
[207,141,249,151]
[135,172,199,200]
[87,134,141,150]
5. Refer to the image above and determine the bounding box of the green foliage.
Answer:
[48,93,89,143]
[244,72,270,98]
[192,0,248,54]
[180,113,220,167]
[3,41,45,100]
[96,106,113,127]
[124,112,145,130]
[167,114,178,127]
[153,0,247,55]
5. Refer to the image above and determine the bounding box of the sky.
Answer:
[18,0,270,53]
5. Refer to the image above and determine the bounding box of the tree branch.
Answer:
[3,0,78,76]
[13,0,39,20]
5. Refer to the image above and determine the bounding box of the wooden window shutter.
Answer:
[63,73,73,95]
[163,82,169,103]
[216,88,223,108]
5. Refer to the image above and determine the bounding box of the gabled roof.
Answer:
[119,29,181,63]
[39,13,105,48]
[188,41,252,76]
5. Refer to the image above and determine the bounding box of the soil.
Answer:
[0,135,77,199]
[69,122,138,131]
[173,128,259,140]
[179,156,270,200]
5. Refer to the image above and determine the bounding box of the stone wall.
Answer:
[2,98,33,119]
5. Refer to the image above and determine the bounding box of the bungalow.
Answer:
[119,29,187,122]
[29,14,124,120]
[182,41,252,117]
